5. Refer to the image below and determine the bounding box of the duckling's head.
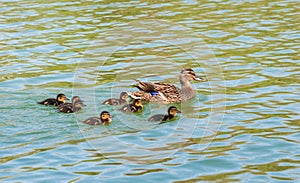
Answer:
[180,68,205,82]
[74,101,85,108]
[168,106,181,116]
[57,93,68,103]
[71,96,83,104]
[100,111,112,123]
[133,99,143,107]
[120,92,129,100]
[73,100,86,112]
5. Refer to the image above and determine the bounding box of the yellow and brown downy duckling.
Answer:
[102,92,129,105]
[58,96,85,113]
[84,111,112,125]
[127,68,206,104]
[119,99,143,113]
[38,93,69,106]
[148,106,181,122]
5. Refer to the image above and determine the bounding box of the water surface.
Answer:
[1,0,299,182]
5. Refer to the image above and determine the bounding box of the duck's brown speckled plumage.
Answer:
[128,68,205,104]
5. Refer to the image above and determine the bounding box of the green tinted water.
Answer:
[1,0,299,182]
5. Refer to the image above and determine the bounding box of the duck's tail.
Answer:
[132,79,156,92]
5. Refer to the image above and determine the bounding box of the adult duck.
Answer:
[127,68,205,103]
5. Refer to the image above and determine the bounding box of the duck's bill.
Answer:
[66,98,70,100]
[177,110,182,113]
[195,77,206,81]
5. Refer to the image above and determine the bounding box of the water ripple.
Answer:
[1,0,299,182]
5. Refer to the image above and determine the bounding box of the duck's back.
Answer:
[102,98,120,105]
[132,81,182,103]
[58,103,73,113]
[38,98,58,106]
[120,104,132,112]
[84,117,102,125]
[148,114,166,122]
[153,83,180,93]
[120,104,142,112]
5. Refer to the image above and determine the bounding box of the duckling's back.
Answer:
[58,103,73,113]
[84,117,102,125]
[102,98,120,105]
[38,98,58,106]
[148,114,166,122]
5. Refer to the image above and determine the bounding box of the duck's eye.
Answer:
[170,109,177,114]
[189,72,196,76]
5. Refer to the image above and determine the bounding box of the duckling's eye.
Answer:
[170,109,177,114]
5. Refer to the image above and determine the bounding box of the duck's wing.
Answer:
[37,98,56,105]
[119,104,131,112]
[153,83,180,94]
[128,90,180,104]
[135,80,180,93]
[84,117,101,125]
[134,80,155,92]
[148,114,165,122]
[130,80,181,103]
[153,83,181,103]
[58,103,73,113]
[127,91,152,100]
[102,98,119,105]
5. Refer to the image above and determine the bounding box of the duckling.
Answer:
[58,96,85,113]
[119,99,143,113]
[84,111,112,125]
[38,93,68,106]
[102,92,129,105]
[148,106,181,122]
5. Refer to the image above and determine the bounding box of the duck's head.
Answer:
[100,111,112,123]
[120,92,129,100]
[73,100,86,112]
[133,99,143,107]
[57,93,69,103]
[180,68,205,82]
[168,106,181,116]
[74,100,85,107]
[71,96,83,104]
